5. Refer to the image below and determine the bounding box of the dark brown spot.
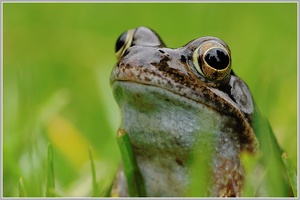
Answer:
[175,158,183,166]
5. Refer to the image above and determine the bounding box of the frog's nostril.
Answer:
[158,49,170,58]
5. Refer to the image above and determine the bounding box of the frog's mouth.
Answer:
[110,60,253,118]
[110,67,236,113]
[111,80,259,153]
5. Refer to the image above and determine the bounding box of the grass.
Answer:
[116,129,146,197]
[3,2,297,197]
[46,143,56,197]
[18,177,25,197]
[282,153,298,196]
[88,147,100,197]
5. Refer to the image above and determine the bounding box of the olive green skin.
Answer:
[110,26,258,197]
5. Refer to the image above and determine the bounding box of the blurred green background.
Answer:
[3,3,297,197]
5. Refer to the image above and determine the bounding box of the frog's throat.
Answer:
[111,80,259,153]
[112,81,251,197]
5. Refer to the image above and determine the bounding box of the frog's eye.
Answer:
[192,41,231,81]
[115,29,134,59]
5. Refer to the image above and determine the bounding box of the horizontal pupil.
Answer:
[204,48,229,70]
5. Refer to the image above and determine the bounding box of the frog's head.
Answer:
[110,26,258,153]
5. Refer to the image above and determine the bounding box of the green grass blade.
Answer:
[88,147,101,197]
[186,133,215,197]
[46,143,56,197]
[282,152,297,197]
[117,129,146,197]
[240,152,262,197]
[103,180,114,197]
[19,177,25,197]
[252,104,291,196]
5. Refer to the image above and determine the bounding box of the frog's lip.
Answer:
[110,62,240,115]
[110,64,250,118]
[111,79,259,153]
[111,78,235,117]
[111,75,240,119]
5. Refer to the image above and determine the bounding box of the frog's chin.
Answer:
[112,80,234,144]
[111,80,240,118]
[112,80,258,153]
[112,80,206,114]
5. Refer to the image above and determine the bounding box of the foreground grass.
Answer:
[18,126,297,197]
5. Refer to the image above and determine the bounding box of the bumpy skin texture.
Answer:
[110,26,258,197]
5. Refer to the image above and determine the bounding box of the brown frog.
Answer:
[110,26,258,197]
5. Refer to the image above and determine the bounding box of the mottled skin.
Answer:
[110,26,258,197]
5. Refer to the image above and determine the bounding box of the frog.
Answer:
[109,26,259,197]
